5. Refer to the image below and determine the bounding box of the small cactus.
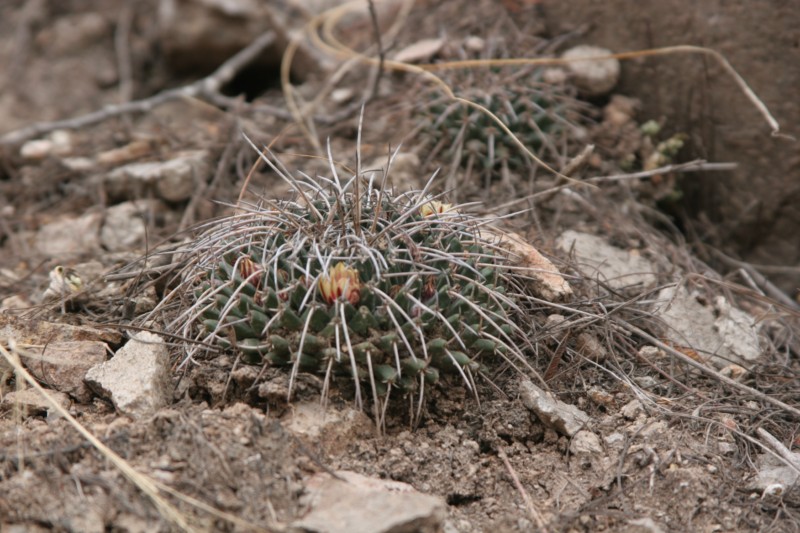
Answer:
[158,147,535,415]
[417,71,583,188]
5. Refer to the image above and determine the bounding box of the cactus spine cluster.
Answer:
[163,149,531,412]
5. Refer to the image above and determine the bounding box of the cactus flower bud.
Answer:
[319,262,361,305]
[420,200,452,217]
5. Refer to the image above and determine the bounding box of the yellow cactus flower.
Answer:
[319,262,361,305]
[420,200,452,217]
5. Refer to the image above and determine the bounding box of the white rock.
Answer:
[605,432,626,449]
[570,430,603,455]
[36,212,103,258]
[106,151,209,202]
[100,200,165,252]
[751,452,800,492]
[393,37,445,63]
[562,45,620,96]
[654,285,762,368]
[85,332,171,418]
[463,36,485,53]
[331,88,354,104]
[61,157,95,172]
[293,470,446,533]
[19,130,73,160]
[49,130,74,156]
[621,399,643,420]
[20,139,55,160]
[556,230,657,291]
[519,379,590,437]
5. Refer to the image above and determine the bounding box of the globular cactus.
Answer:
[417,73,581,187]
[160,148,533,413]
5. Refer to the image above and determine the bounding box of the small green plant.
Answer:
[156,145,537,420]
[417,71,582,188]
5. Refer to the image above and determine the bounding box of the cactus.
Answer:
[160,147,534,416]
[417,71,582,188]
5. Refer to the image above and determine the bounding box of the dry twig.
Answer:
[0,32,276,145]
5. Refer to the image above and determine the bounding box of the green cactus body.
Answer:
[174,172,526,403]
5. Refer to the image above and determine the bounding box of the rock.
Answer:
[481,229,573,301]
[292,471,446,533]
[626,517,667,533]
[60,157,95,172]
[95,140,154,166]
[393,37,445,63]
[85,332,172,419]
[283,401,374,453]
[519,379,590,437]
[0,314,122,346]
[22,341,108,403]
[367,152,421,187]
[621,399,643,420]
[654,285,762,368]
[19,130,73,160]
[330,88,354,104]
[3,388,71,414]
[575,331,607,361]
[463,36,485,53]
[561,45,620,96]
[100,200,166,252]
[36,212,103,258]
[750,451,800,498]
[20,139,55,160]
[105,151,210,202]
[556,230,657,291]
[570,430,603,455]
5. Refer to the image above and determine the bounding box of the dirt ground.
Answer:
[1,1,799,532]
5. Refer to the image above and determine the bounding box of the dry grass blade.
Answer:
[0,341,280,532]
[0,342,191,529]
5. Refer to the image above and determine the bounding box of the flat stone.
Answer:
[100,200,166,252]
[519,379,590,437]
[3,388,70,414]
[482,229,573,302]
[621,399,643,420]
[283,401,374,454]
[570,430,603,455]
[556,230,656,291]
[22,341,108,403]
[654,285,762,368]
[292,471,446,533]
[36,212,102,258]
[105,151,209,202]
[0,314,122,346]
[393,37,445,63]
[85,332,171,419]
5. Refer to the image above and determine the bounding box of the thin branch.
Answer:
[0,32,276,145]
